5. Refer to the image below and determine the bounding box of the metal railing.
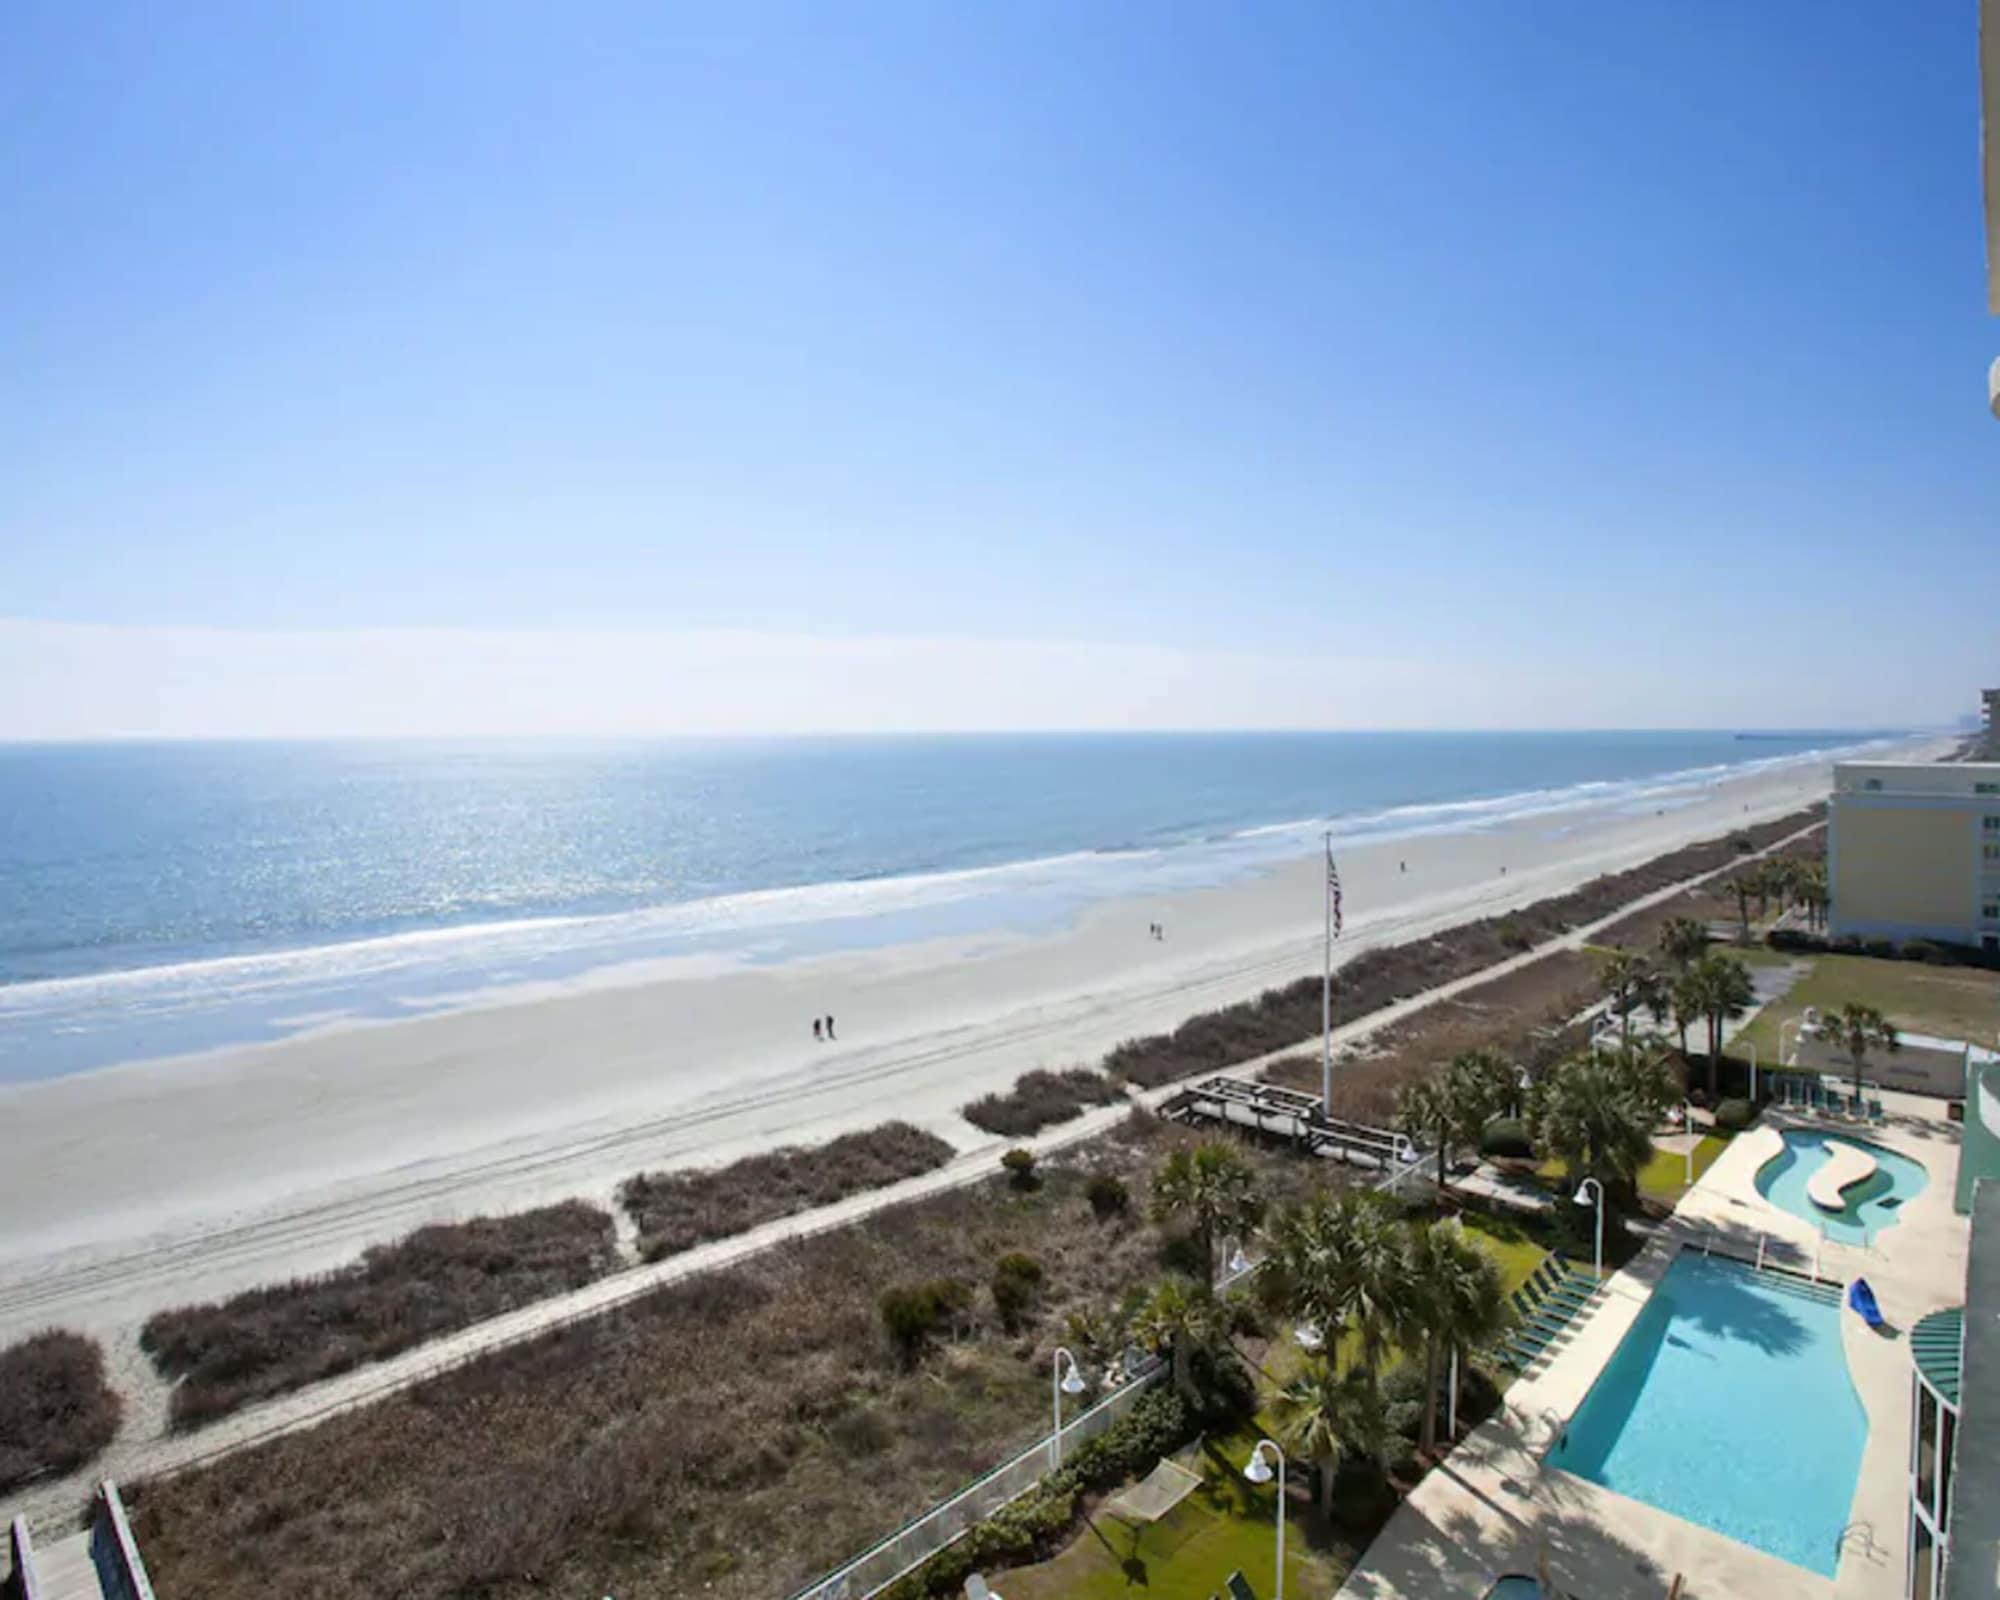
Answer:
[784,1356,1167,1600]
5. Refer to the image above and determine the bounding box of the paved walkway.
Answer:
[1,822,1826,1539]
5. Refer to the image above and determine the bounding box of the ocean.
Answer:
[0,731,1897,1080]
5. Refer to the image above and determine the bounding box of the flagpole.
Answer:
[1322,829,1333,1118]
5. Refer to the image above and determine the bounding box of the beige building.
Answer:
[1829,761,2000,953]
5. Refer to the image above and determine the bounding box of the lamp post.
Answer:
[1680,1102,1694,1187]
[1223,1237,1251,1282]
[1294,1318,1324,1354]
[1747,1041,1758,1103]
[1243,1438,1288,1600]
[1050,1347,1086,1467]
[1574,1177,1606,1280]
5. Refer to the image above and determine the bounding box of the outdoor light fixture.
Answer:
[1574,1177,1606,1280]
[1242,1439,1287,1600]
[1226,1239,1250,1277]
[1049,1347,1087,1468]
[1295,1320,1323,1352]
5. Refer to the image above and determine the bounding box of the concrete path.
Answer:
[0,822,1826,1540]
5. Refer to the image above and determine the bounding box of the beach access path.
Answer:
[0,809,1832,1538]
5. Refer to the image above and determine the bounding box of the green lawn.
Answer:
[999,1430,1367,1600]
[1734,953,2000,1064]
[1634,1134,1729,1201]
[1539,1133,1729,1206]
[1458,1210,1547,1296]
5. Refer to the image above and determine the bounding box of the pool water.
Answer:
[1547,1252,1867,1576]
[1755,1128,1928,1244]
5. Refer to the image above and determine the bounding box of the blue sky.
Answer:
[1,2,1994,735]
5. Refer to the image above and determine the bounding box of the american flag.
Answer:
[1326,843,1343,937]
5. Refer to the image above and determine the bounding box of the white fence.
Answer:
[784,1355,1167,1600]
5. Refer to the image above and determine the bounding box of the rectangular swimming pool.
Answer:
[1546,1251,1867,1576]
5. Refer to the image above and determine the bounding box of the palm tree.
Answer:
[1666,968,1703,1060]
[1396,1075,1454,1192]
[1396,1049,1514,1192]
[1150,1141,1261,1286]
[1684,951,1755,1096]
[1826,1001,1900,1104]
[1529,1050,1671,1208]
[1794,865,1830,932]
[1257,1189,1407,1395]
[1400,1222,1511,1455]
[1130,1277,1230,1407]
[1596,949,1664,1052]
[1271,1358,1387,1515]
[1726,871,1759,943]
[1656,915,1710,972]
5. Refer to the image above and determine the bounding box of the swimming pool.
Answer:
[1755,1127,1928,1244]
[1547,1252,1866,1575]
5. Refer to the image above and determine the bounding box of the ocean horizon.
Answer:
[0,729,1912,1080]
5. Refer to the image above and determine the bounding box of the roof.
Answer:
[1914,1306,1964,1406]
[1945,1184,2000,1599]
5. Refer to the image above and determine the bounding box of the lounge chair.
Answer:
[1848,1277,1885,1330]
[1226,1572,1257,1600]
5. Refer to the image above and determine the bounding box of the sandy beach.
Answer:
[0,739,1948,1350]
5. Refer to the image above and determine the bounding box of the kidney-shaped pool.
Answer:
[1754,1127,1928,1244]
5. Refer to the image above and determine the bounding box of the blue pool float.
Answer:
[1848,1278,1884,1329]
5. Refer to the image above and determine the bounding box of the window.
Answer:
[1986,844,2000,862]
[1982,902,2000,923]
[1978,781,1999,795]
[1912,1510,1936,1600]
[1940,1405,1957,1527]
[1865,778,1883,791]
[1919,1385,1939,1509]
[1983,815,2000,832]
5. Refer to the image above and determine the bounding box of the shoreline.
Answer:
[0,738,1947,1342]
[0,734,1921,1081]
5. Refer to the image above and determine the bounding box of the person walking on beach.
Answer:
[825,1014,836,1040]
[812,1018,822,1042]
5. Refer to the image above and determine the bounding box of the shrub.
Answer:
[990,1252,1045,1329]
[879,1279,972,1363]
[621,1122,954,1262]
[880,1388,1205,1600]
[0,1331,122,1491]
[1497,919,1534,953]
[1901,939,1951,965]
[1000,1148,1039,1190]
[1479,1116,1533,1160]
[1085,1172,1129,1219]
[962,1069,1124,1137]
[142,1202,618,1429]
[1713,1097,1755,1133]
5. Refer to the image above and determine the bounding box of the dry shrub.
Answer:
[1263,949,1600,1121]
[620,1122,955,1261]
[1105,808,1821,1091]
[963,1068,1124,1137]
[130,1121,1334,1600]
[141,1201,617,1429]
[0,1330,122,1491]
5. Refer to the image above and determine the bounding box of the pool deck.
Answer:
[1335,1091,1966,1600]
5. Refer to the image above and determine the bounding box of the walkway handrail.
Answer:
[6,1515,40,1600]
[90,1481,156,1600]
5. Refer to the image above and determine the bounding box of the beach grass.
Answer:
[964,1068,1127,1137]
[0,1330,122,1492]
[140,1200,618,1430]
[129,1116,1339,1600]
[620,1120,956,1261]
